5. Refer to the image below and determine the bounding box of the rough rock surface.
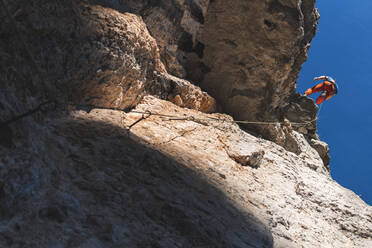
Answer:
[187,0,319,122]
[1,96,371,247]
[120,0,323,158]
[0,0,371,247]
[0,0,215,113]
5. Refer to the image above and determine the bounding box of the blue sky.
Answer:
[297,0,372,205]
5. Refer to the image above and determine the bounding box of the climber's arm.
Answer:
[314,76,329,81]
[304,82,325,96]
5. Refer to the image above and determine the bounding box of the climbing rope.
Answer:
[0,95,323,129]
[0,100,55,126]
[128,105,321,127]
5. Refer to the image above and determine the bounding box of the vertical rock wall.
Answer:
[187,0,319,125]
[0,0,215,113]
[1,1,369,247]
[125,0,322,152]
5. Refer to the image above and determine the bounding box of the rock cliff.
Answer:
[0,0,371,247]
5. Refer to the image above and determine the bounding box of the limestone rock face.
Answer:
[189,0,318,122]
[1,95,370,247]
[121,0,322,156]
[0,0,215,113]
[125,97,372,247]
[0,0,371,248]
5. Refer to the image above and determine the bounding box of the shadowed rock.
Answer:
[0,1,371,247]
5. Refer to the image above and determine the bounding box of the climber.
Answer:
[304,76,338,104]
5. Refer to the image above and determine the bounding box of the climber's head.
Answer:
[326,76,335,83]
[326,77,338,94]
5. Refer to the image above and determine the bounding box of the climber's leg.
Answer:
[316,92,327,104]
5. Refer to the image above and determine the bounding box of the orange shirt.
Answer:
[305,81,336,96]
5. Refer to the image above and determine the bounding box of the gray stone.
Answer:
[310,139,331,170]
[0,1,370,247]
